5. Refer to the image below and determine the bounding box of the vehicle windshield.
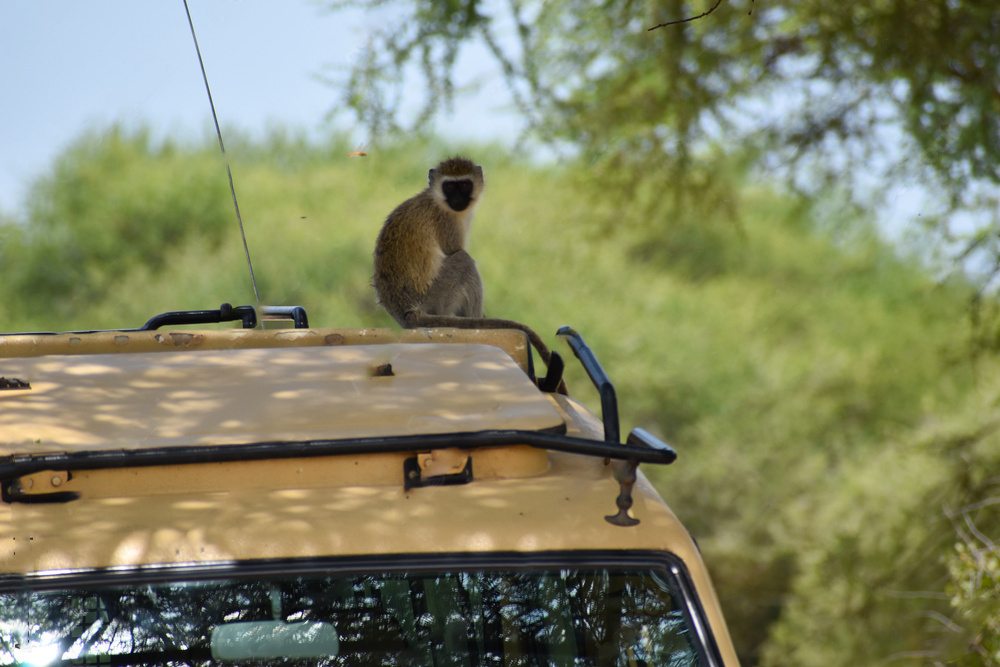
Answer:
[0,561,705,666]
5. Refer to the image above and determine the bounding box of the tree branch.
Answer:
[647,0,725,31]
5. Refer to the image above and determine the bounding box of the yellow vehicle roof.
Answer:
[1,343,562,454]
[0,325,739,666]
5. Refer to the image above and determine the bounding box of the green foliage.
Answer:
[755,362,1000,666]
[3,127,232,321]
[323,0,489,135]
[327,0,1000,281]
[937,376,1000,666]
[949,540,1000,666]
[1,127,997,665]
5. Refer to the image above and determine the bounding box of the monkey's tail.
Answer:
[405,313,567,393]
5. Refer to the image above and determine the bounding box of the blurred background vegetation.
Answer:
[3,0,1000,665]
[2,126,998,667]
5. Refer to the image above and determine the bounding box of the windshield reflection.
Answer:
[0,565,701,666]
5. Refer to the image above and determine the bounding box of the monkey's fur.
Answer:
[373,156,563,389]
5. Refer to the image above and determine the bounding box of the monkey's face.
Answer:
[441,179,476,212]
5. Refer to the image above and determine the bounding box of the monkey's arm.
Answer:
[420,250,484,319]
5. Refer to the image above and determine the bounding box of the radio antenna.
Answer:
[182,0,262,307]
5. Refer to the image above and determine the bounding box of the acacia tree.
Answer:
[327,0,1000,280]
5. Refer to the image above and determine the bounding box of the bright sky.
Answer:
[1,1,936,248]
[0,1,520,215]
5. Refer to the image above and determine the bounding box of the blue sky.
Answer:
[1,2,935,244]
[0,1,519,214]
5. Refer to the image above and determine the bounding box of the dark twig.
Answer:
[648,0,725,30]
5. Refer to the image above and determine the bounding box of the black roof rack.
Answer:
[0,428,674,486]
[0,309,674,525]
[0,428,675,525]
[1,303,309,335]
[557,326,620,443]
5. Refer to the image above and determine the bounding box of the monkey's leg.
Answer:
[421,250,485,318]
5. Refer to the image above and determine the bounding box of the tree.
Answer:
[326,0,1000,281]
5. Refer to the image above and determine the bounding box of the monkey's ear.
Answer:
[428,168,436,186]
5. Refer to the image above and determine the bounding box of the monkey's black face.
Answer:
[441,179,475,212]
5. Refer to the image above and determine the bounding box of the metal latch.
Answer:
[3,470,79,504]
[403,449,473,491]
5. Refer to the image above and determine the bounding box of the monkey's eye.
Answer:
[443,180,473,195]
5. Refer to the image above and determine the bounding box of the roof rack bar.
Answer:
[557,326,620,443]
[0,429,676,484]
[261,305,309,329]
[139,303,257,330]
[1,302,275,335]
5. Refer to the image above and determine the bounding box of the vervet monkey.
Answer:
[373,156,564,391]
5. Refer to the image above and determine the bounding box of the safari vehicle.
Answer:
[0,303,739,666]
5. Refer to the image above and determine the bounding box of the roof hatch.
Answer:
[0,344,564,455]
